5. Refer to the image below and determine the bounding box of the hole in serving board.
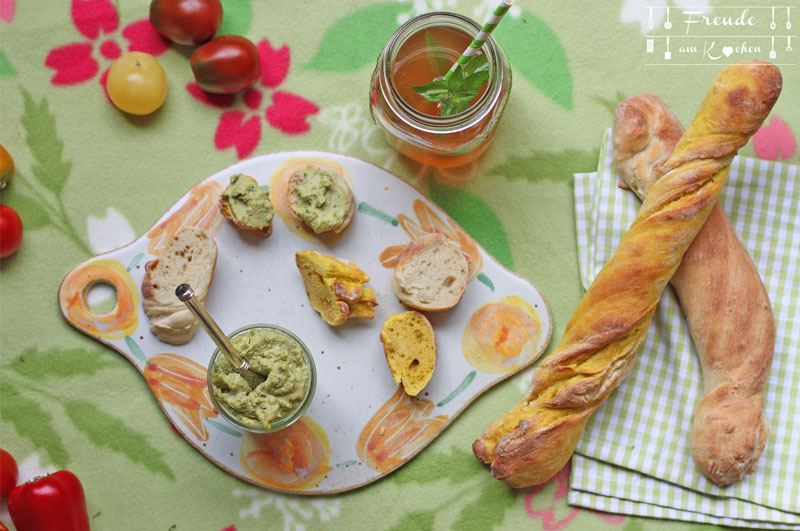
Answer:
[84,280,118,315]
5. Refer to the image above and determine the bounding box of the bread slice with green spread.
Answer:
[380,311,437,396]
[295,251,377,326]
[287,165,355,234]
[142,227,217,345]
[219,174,274,237]
[392,233,469,312]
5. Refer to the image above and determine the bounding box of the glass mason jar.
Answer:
[207,324,316,434]
[370,12,512,168]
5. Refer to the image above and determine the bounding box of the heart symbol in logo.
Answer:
[722,46,734,57]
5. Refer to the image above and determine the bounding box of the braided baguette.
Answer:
[613,93,775,486]
[472,61,782,488]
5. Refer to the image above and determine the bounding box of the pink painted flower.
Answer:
[0,0,15,23]
[525,461,626,530]
[45,0,168,91]
[187,38,319,159]
[753,116,797,161]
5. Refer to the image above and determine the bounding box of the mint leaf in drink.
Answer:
[424,31,451,78]
[461,53,489,78]
[412,54,489,117]
[412,78,452,102]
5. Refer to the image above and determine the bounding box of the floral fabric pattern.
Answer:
[187,38,319,159]
[45,0,168,90]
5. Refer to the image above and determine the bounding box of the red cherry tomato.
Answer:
[149,0,223,45]
[0,205,23,258]
[190,35,260,94]
[0,449,19,499]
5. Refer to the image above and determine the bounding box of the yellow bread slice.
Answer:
[380,311,436,396]
[296,251,377,326]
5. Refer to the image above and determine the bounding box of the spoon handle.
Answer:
[175,283,249,372]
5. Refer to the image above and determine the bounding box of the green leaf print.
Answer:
[487,150,598,184]
[63,399,175,480]
[6,347,119,381]
[386,509,437,531]
[0,381,69,468]
[17,89,91,255]
[428,179,514,270]
[0,50,18,77]
[592,90,628,116]
[305,3,411,72]
[451,479,518,531]
[493,10,573,110]
[393,446,481,486]
[20,89,72,196]
[2,180,50,230]
[622,518,645,531]
[217,0,252,37]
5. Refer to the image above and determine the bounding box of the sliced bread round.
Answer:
[219,173,274,237]
[142,227,218,345]
[391,233,469,311]
[380,311,436,396]
[287,164,355,234]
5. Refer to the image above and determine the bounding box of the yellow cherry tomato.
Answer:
[0,144,14,189]
[106,52,167,115]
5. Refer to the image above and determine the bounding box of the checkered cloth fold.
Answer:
[568,129,800,528]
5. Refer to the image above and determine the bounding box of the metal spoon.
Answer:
[175,283,265,388]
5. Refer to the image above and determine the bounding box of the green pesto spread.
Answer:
[291,166,348,233]
[210,329,310,429]
[222,174,274,229]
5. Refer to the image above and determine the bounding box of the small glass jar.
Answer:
[370,12,512,168]
[207,324,316,434]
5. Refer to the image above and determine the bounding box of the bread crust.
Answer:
[614,93,775,486]
[473,61,782,487]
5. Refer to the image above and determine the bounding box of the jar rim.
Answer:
[207,323,317,434]
[379,11,506,132]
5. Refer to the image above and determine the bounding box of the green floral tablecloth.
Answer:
[1,1,797,529]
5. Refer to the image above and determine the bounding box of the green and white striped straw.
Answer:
[443,0,513,80]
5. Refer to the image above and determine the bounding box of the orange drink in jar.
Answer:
[370,12,512,168]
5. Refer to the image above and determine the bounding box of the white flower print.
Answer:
[87,207,135,254]
[473,0,521,21]
[397,0,458,24]
[315,103,397,168]
[233,488,341,531]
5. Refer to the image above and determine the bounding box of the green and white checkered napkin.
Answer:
[568,129,800,528]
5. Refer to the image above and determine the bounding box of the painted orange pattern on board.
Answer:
[462,296,543,374]
[241,417,331,491]
[145,354,218,441]
[379,199,482,280]
[146,180,223,256]
[60,258,139,340]
[356,387,448,473]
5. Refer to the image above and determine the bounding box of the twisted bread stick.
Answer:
[613,93,775,486]
[472,61,782,488]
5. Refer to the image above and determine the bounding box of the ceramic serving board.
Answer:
[58,152,552,494]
